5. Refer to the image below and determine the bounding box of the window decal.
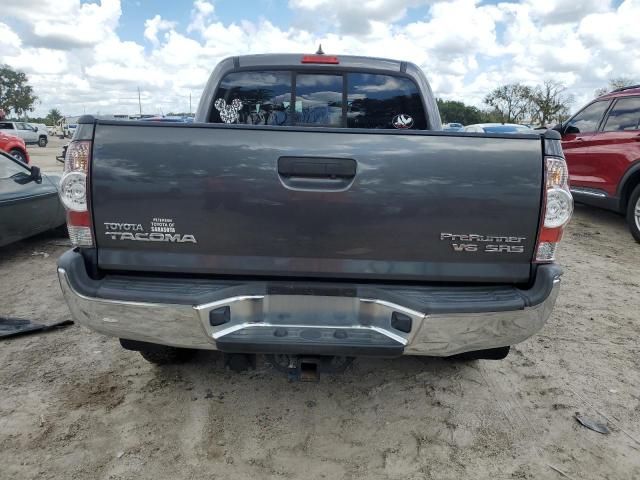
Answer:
[214,98,243,124]
[392,114,414,129]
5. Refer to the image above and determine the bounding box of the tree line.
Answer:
[440,77,637,126]
[439,80,574,126]
[1,64,637,127]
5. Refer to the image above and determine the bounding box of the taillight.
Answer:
[59,140,93,247]
[536,140,573,262]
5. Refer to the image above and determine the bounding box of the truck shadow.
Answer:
[168,348,476,386]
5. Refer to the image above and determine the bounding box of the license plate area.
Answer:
[264,295,358,327]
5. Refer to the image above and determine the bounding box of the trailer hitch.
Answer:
[266,354,354,382]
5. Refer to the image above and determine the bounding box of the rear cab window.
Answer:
[211,70,427,130]
[0,122,15,130]
[295,74,343,127]
[347,73,426,129]
[212,71,292,126]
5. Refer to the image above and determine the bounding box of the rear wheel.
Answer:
[38,136,47,147]
[626,184,640,243]
[9,149,27,164]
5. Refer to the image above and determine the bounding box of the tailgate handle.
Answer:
[278,157,356,179]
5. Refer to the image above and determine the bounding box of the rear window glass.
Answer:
[295,74,343,127]
[212,71,292,126]
[0,122,15,129]
[212,70,427,129]
[603,97,640,132]
[346,73,426,129]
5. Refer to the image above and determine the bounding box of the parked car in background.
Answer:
[28,123,49,147]
[555,85,640,242]
[65,123,78,138]
[0,151,65,247]
[0,131,29,164]
[463,123,532,133]
[443,122,463,131]
[138,115,195,123]
[0,121,42,145]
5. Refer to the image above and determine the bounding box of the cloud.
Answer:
[2,0,121,50]
[289,0,422,35]
[0,22,22,56]
[526,0,612,25]
[144,15,176,46]
[188,0,215,33]
[0,0,639,118]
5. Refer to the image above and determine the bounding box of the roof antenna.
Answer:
[316,44,324,55]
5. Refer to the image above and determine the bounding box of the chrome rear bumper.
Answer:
[57,252,561,357]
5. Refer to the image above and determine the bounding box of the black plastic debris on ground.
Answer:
[0,317,74,339]
[575,412,611,434]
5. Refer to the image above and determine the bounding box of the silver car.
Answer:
[462,123,533,133]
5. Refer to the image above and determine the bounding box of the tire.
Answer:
[626,184,640,243]
[446,346,510,361]
[38,136,47,147]
[138,346,196,365]
[9,149,27,164]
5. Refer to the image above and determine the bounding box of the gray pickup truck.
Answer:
[56,53,572,377]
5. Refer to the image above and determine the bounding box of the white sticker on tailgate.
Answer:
[103,217,197,243]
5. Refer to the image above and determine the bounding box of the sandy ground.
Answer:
[26,136,67,174]
[1,199,639,478]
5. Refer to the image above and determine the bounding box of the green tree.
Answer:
[529,81,573,126]
[595,77,637,97]
[436,99,485,125]
[46,108,62,125]
[484,83,533,123]
[0,65,38,117]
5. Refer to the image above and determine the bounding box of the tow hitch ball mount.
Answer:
[266,354,354,382]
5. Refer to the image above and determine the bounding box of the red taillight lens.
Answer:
[60,140,93,247]
[536,147,573,263]
[301,55,339,64]
[67,211,93,247]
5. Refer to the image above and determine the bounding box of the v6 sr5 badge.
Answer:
[440,232,526,254]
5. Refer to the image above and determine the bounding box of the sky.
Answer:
[1,0,638,118]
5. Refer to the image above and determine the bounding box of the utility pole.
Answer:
[189,93,192,115]
[138,87,142,115]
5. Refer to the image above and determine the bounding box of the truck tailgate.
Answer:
[91,123,543,283]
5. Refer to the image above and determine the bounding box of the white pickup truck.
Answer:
[0,121,48,147]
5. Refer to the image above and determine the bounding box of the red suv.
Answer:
[558,85,640,242]
[0,131,30,164]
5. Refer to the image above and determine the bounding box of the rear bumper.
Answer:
[57,250,561,357]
